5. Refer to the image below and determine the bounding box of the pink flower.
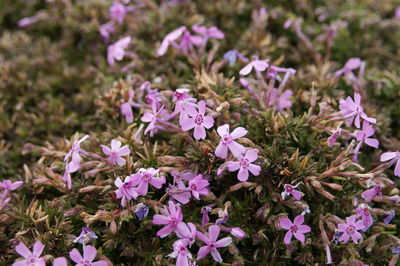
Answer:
[99,21,115,42]
[107,36,131,65]
[152,201,183,238]
[361,185,382,202]
[215,124,247,159]
[239,56,269,75]
[114,175,140,207]
[109,1,127,24]
[265,89,293,111]
[196,225,232,262]
[188,175,209,200]
[229,227,246,239]
[73,227,98,245]
[223,50,248,66]
[179,31,204,54]
[120,90,135,123]
[396,7,400,19]
[355,204,374,231]
[141,103,167,136]
[0,180,23,193]
[353,121,379,162]
[69,245,107,266]
[181,100,214,140]
[176,222,197,246]
[157,26,187,56]
[281,183,302,200]
[328,128,342,147]
[339,92,376,128]
[334,58,362,77]
[101,139,131,166]
[63,135,89,189]
[134,168,166,196]
[337,215,364,244]
[279,215,311,244]
[380,151,400,177]
[168,183,191,204]
[12,241,45,266]
[17,16,39,28]
[174,97,197,127]
[171,170,197,184]
[192,25,225,39]
[227,150,261,182]
[201,206,212,226]
[53,257,67,266]
[167,240,193,266]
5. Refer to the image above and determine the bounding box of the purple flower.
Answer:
[12,241,45,266]
[141,103,167,136]
[99,21,115,42]
[229,227,246,239]
[179,31,204,54]
[171,170,197,184]
[396,7,400,19]
[176,222,197,246]
[392,246,400,254]
[63,135,89,189]
[114,175,140,206]
[134,168,166,196]
[339,92,376,128]
[168,183,191,204]
[383,210,395,224]
[17,16,39,28]
[334,58,362,77]
[279,215,311,244]
[174,98,197,127]
[133,203,149,221]
[281,183,302,200]
[101,139,131,166]
[107,36,131,65]
[196,225,232,262]
[380,151,400,177]
[69,245,107,266]
[239,56,269,75]
[152,201,183,238]
[227,150,261,182]
[157,26,187,56]
[353,121,379,162]
[355,204,374,231]
[215,124,247,159]
[120,90,135,123]
[337,215,364,244]
[265,89,293,111]
[328,128,342,147]
[181,100,214,140]
[192,25,225,39]
[188,175,209,200]
[0,180,23,195]
[53,257,67,266]
[167,240,193,266]
[109,1,127,24]
[201,206,212,226]
[73,227,98,244]
[361,185,382,202]
[223,50,248,66]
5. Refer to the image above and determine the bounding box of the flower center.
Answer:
[190,184,197,191]
[286,186,293,192]
[240,158,249,168]
[28,256,37,264]
[346,225,355,234]
[142,173,152,182]
[290,225,298,233]
[221,134,232,145]
[194,114,204,125]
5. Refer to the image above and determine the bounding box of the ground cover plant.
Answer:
[1,0,400,265]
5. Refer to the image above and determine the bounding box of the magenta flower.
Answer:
[380,151,400,177]
[192,25,225,39]
[134,168,166,196]
[215,124,247,159]
[107,36,131,65]
[239,56,269,75]
[152,201,183,238]
[339,92,376,128]
[328,128,342,147]
[361,185,382,202]
[168,183,191,205]
[281,183,302,200]
[227,150,261,182]
[279,215,311,244]
[53,257,67,266]
[120,90,135,123]
[337,215,364,244]
[334,58,362,77]
[353,121,379,162]
[355,204,374,231]
[69,245,107,266]
[114,175,140,206]
[176,222,197,246]
[188,175,209,200]
[181,100,214,140]
[101,139,131,166]
[12,241,45,266]
[109,1,127,24]
[196,225,232,262]
[99,21,115,42]
[157,26,187,56]
[167,240,193,266]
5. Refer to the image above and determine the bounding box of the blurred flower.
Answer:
[239,56,269,75]
[109,1,128,24]
[339,92,376,128]
[157,26,187,56]
[107,36,131,65]
[192,25,225,40]
[334,58,362,77]
[99,21,115,42]
[120,90,135,123]
[223,50,248,66]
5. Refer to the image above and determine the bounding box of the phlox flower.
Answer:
[109,1,127,24]
[120,90,135,123]
[265,89,293,111]
[73,227,98,245]
[53,257,67,266]
[281,183,302,200]
[215,124,247,159]
[328,128,342,147]
[107,36,131,66]
[192,25,225,39]
[229,227,246,239]
[227,150,261,182]
[352,121,379,162]
[133,203,149,221]
[176,222,197,246]
[188,175,209,200]
[134,168,166,196]
[101,139,131,166]
[355,204,374,231]
[196,225,232,262]
[361,185,382,202]
[167,240,192,266]
[63,134,89,189]
[171,170,197,185]
[279,215,311,244]
[174,97,197,127]
[239,56,269,76]
[69,245,107,266]
[152,201,183,238]
[334,58,362,77]
[141,102,168,136]
[337,215,364,244]
[223,50,248,66]
[181,100,214,140]
[380,151,400,177]
[383,210,395,224]
[339,92,376,128]
[157,26,187,56]
[0,180,23,196]
[168,182,191,205]
[99,21,115,42]
[114,175,140,206]
[12,241,45,266]
[179,31,204,54]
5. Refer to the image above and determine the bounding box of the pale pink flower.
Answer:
[99,21,115,42]
[171,170,197,184]
[380,151,400,177]
[355,204,374,231]
[361,185,382,202]
[227,150,261,182]
[107,36,131,65]
[196,225,232,262]
[334,58,362,77]
[229,227,246,239]
[181,100,214,140]
[114,175,140,206]
[120,90,135,123]
[141,103,167,136]
[0,180,23,194]
[174,97,197,127]
[12,241,45,266]
[167,240,192,266]
[179,31,204,54]
[281,183,302,200]
[192,25,225,39]
[134,168,166,196]
[215,124,247,159]
[157,26,187,56]
[188,175,209,200]
[337,215,364,244]
[152,201,183,238]
[53,257,67,266]
[339,92,376,128]
[109,1,127,24]
[239,56,269,75]
[328,128,342,147]
[101,139,131,166]
[176,222,197,246]
[168,182,191,204]
[352,121,379,162]
[69,245,107,266]
[279,215,311,244]
[63,135,89,189]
